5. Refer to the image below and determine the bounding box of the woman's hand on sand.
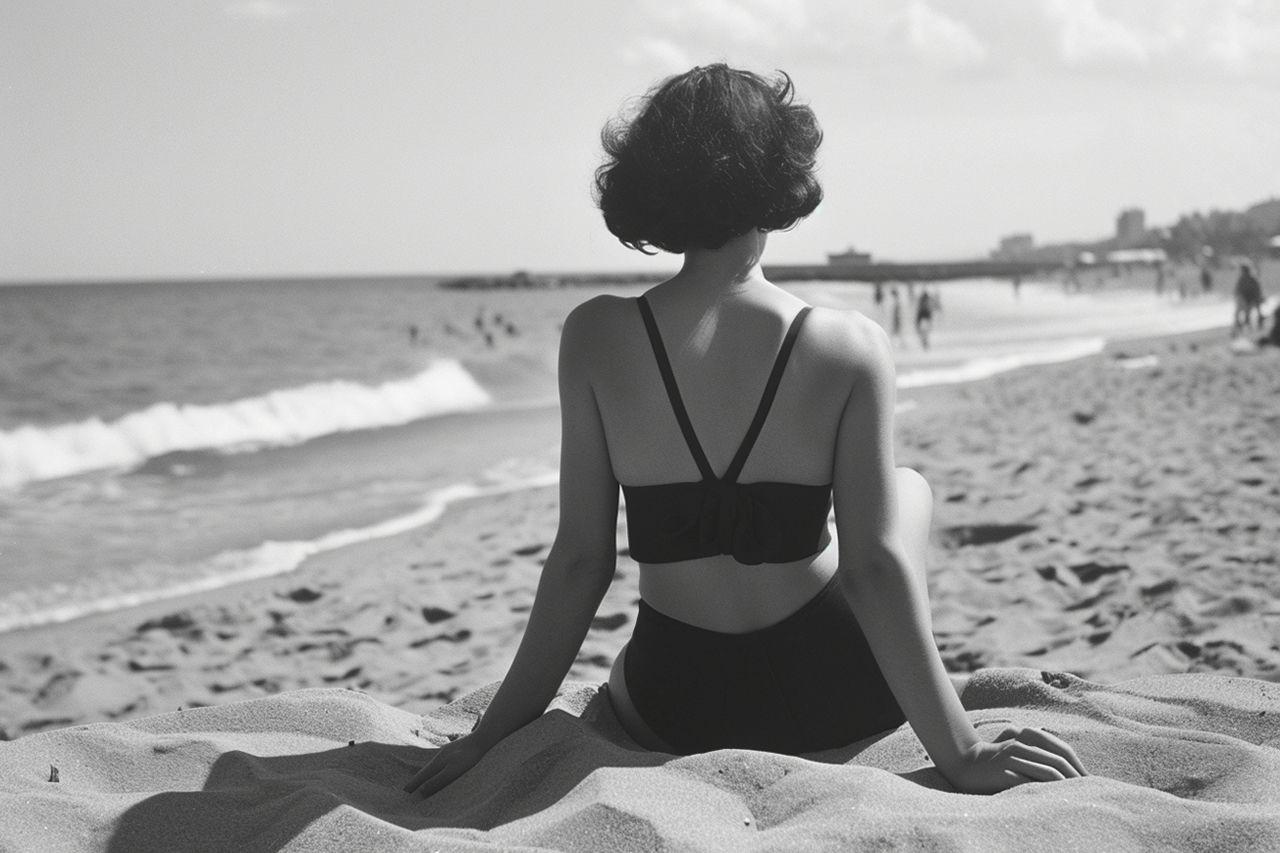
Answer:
[403,733,491,799]
[943,726,1087,794]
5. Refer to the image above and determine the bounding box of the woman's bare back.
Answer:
[581,278,877,632]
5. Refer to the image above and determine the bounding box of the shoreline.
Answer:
[0,399,564,635]
[0,312,1230,639]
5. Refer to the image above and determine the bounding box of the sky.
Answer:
[3,0,1279,281]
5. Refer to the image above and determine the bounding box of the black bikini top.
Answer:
[621,296,832,566]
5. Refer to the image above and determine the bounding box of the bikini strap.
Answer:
[636,296,716,481]
[722,306,812,484]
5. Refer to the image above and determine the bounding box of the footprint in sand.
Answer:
[939,524,1038,548]
[281,587,323,603]
[322,666,362,684]
[1087,631,1111,646]
[136,612,200,636]
[263,611,294,638]
[127,660,175,673]
[1066,561,1130,583]
[1177,641,1202,658]
[590,614,629,631]
[32,671,80,706]
[513,544,547,557]
[420,606,455,624]
[409,629,473,649]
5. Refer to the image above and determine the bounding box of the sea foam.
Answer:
[0,466,559,633]
[897,338,1106,388]
[0,360,490,490]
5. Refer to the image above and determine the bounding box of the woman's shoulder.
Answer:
[802,305,893,376]
[559,294,639,364]
[564,293,636,326]
[561,294,637,341]
[798,306,895,410]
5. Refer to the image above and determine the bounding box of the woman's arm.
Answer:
[831,316,1085,793]
[406,299,620,797]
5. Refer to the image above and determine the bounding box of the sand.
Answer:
[2,326,1279,850]
[3,672,1280,851]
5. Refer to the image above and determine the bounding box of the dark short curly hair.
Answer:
[594,64,823,254]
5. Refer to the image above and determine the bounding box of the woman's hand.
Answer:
[403,733,494,799]
[941,726,1087,794]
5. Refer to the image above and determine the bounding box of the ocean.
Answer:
[0,269,1246,635]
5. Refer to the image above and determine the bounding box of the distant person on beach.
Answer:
[1234,263,1264,333]
[1200,265,1213,294]
[889,285,904,339]
[890,285,904,342]
[405,63,1085,798]
[873,281,884,309]
[915,288,935,349]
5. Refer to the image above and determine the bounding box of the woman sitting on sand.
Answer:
[406,64,1085,797]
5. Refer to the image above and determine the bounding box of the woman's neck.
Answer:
[674,231,768,295]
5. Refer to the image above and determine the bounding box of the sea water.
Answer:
[0,272,1241,633]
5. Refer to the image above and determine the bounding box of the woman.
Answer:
[406,64,1085,797]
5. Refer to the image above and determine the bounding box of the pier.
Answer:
[439,258,1065,289]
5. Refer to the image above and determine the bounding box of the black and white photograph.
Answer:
[2,2,1279,850]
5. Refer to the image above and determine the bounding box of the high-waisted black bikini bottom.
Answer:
[623,572,906,755]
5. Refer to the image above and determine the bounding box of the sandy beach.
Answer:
[8,1,1280,846]
[3,325,1280,850]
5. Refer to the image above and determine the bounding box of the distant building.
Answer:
[1116,208,1146,245]
[1105,248,1166,265]
[827,246,872,265]
[991,232,1034,260]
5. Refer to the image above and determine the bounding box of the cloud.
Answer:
[224,1,300,21]
[1034,0,1280,79]
[621,37,694,73]
[622,0,987,71]
[902,2,987,68]
[1199,1,1280,76]
[1043,0,1149,66]
[647,0,812,50]
[622,0,1280,82]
